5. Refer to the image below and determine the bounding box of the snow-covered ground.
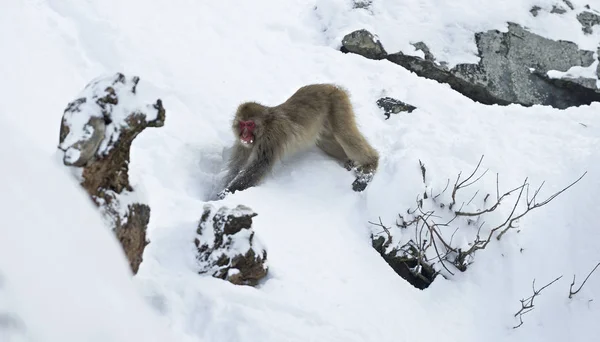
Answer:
[2,0,599,341]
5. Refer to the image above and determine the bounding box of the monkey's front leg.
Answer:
[219,157,273,198]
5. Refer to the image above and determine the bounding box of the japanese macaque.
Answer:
[216,84,379,199]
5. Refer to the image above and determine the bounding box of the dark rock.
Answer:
[341,29,387,60]
[411,42,437,63]
[597,47,600,79]
[376,97,417,119]
[530,5,542,17]
[577,11,600,34]
[58,73,166,274]
[563,0,575,10]
[381,23,600,109]
[114,204,150,274]
[371,236,437,290]
[195,204,268,286]
[386,52,510,106]
[551,5,567,14]
[352,0,372,9]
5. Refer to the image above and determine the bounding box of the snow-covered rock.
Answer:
[57,73,166,274]
[195,204,268,286]
[346,22,600,108]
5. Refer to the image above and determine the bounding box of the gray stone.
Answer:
[560,76,598,88]
[352,0,372,9]
[530,6,542,17]
[341,29,387,60]
[563,0,574,10]
[577,11,600,34]
[412,41,436,63]
[551,5,567,14]
[597,47,600,79]
[453,23,596,106]
[59,113,106,167]
[382,23,600,109]
[376,97,417,119]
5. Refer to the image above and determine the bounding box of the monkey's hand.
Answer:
[351,167,375,192]
[216,188,232,200]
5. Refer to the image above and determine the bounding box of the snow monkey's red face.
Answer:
[233,102,267,147]
[238,120,255,145]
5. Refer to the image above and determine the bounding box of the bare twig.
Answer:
[419,159,426,184]
[497,172,587,240]
[450,155,485,209]
[368,218,393,250]
[513,276,563,329]
[569,262,600,299]
[455,181,527,217]
[433,178,450,201]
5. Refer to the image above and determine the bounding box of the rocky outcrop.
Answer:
[341,29,387,60]
[58,73,166,274]
[376,97,417,119]
[341,23,600,109]
[577,11,600,34]
[195,204,268,286]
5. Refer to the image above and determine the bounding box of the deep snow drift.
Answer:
[0,117,176,342]
[1,0,600,341]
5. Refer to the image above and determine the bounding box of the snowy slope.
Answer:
[2,0,600,341]
[0,116,177,342]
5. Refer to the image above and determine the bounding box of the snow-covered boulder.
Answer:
[57,73,166,274]
[342,12,600,109]
[195,204,268,286]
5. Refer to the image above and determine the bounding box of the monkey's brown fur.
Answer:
[217,84,379,198]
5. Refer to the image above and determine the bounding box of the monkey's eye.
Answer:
[246,121,255,129]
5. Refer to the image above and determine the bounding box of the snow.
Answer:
[0,116,176,342]
[1,0,600,342]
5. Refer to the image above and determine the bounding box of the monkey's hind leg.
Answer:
[329,93,379,192]
[316,134,355,170]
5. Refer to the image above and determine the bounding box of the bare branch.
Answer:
[455,181,527,217]
[419,159,426,184]
[569,261,600,299]
[449,155,485,210]
[433,178,451,201]
[497,172,587,240]
[513,275,563,329]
